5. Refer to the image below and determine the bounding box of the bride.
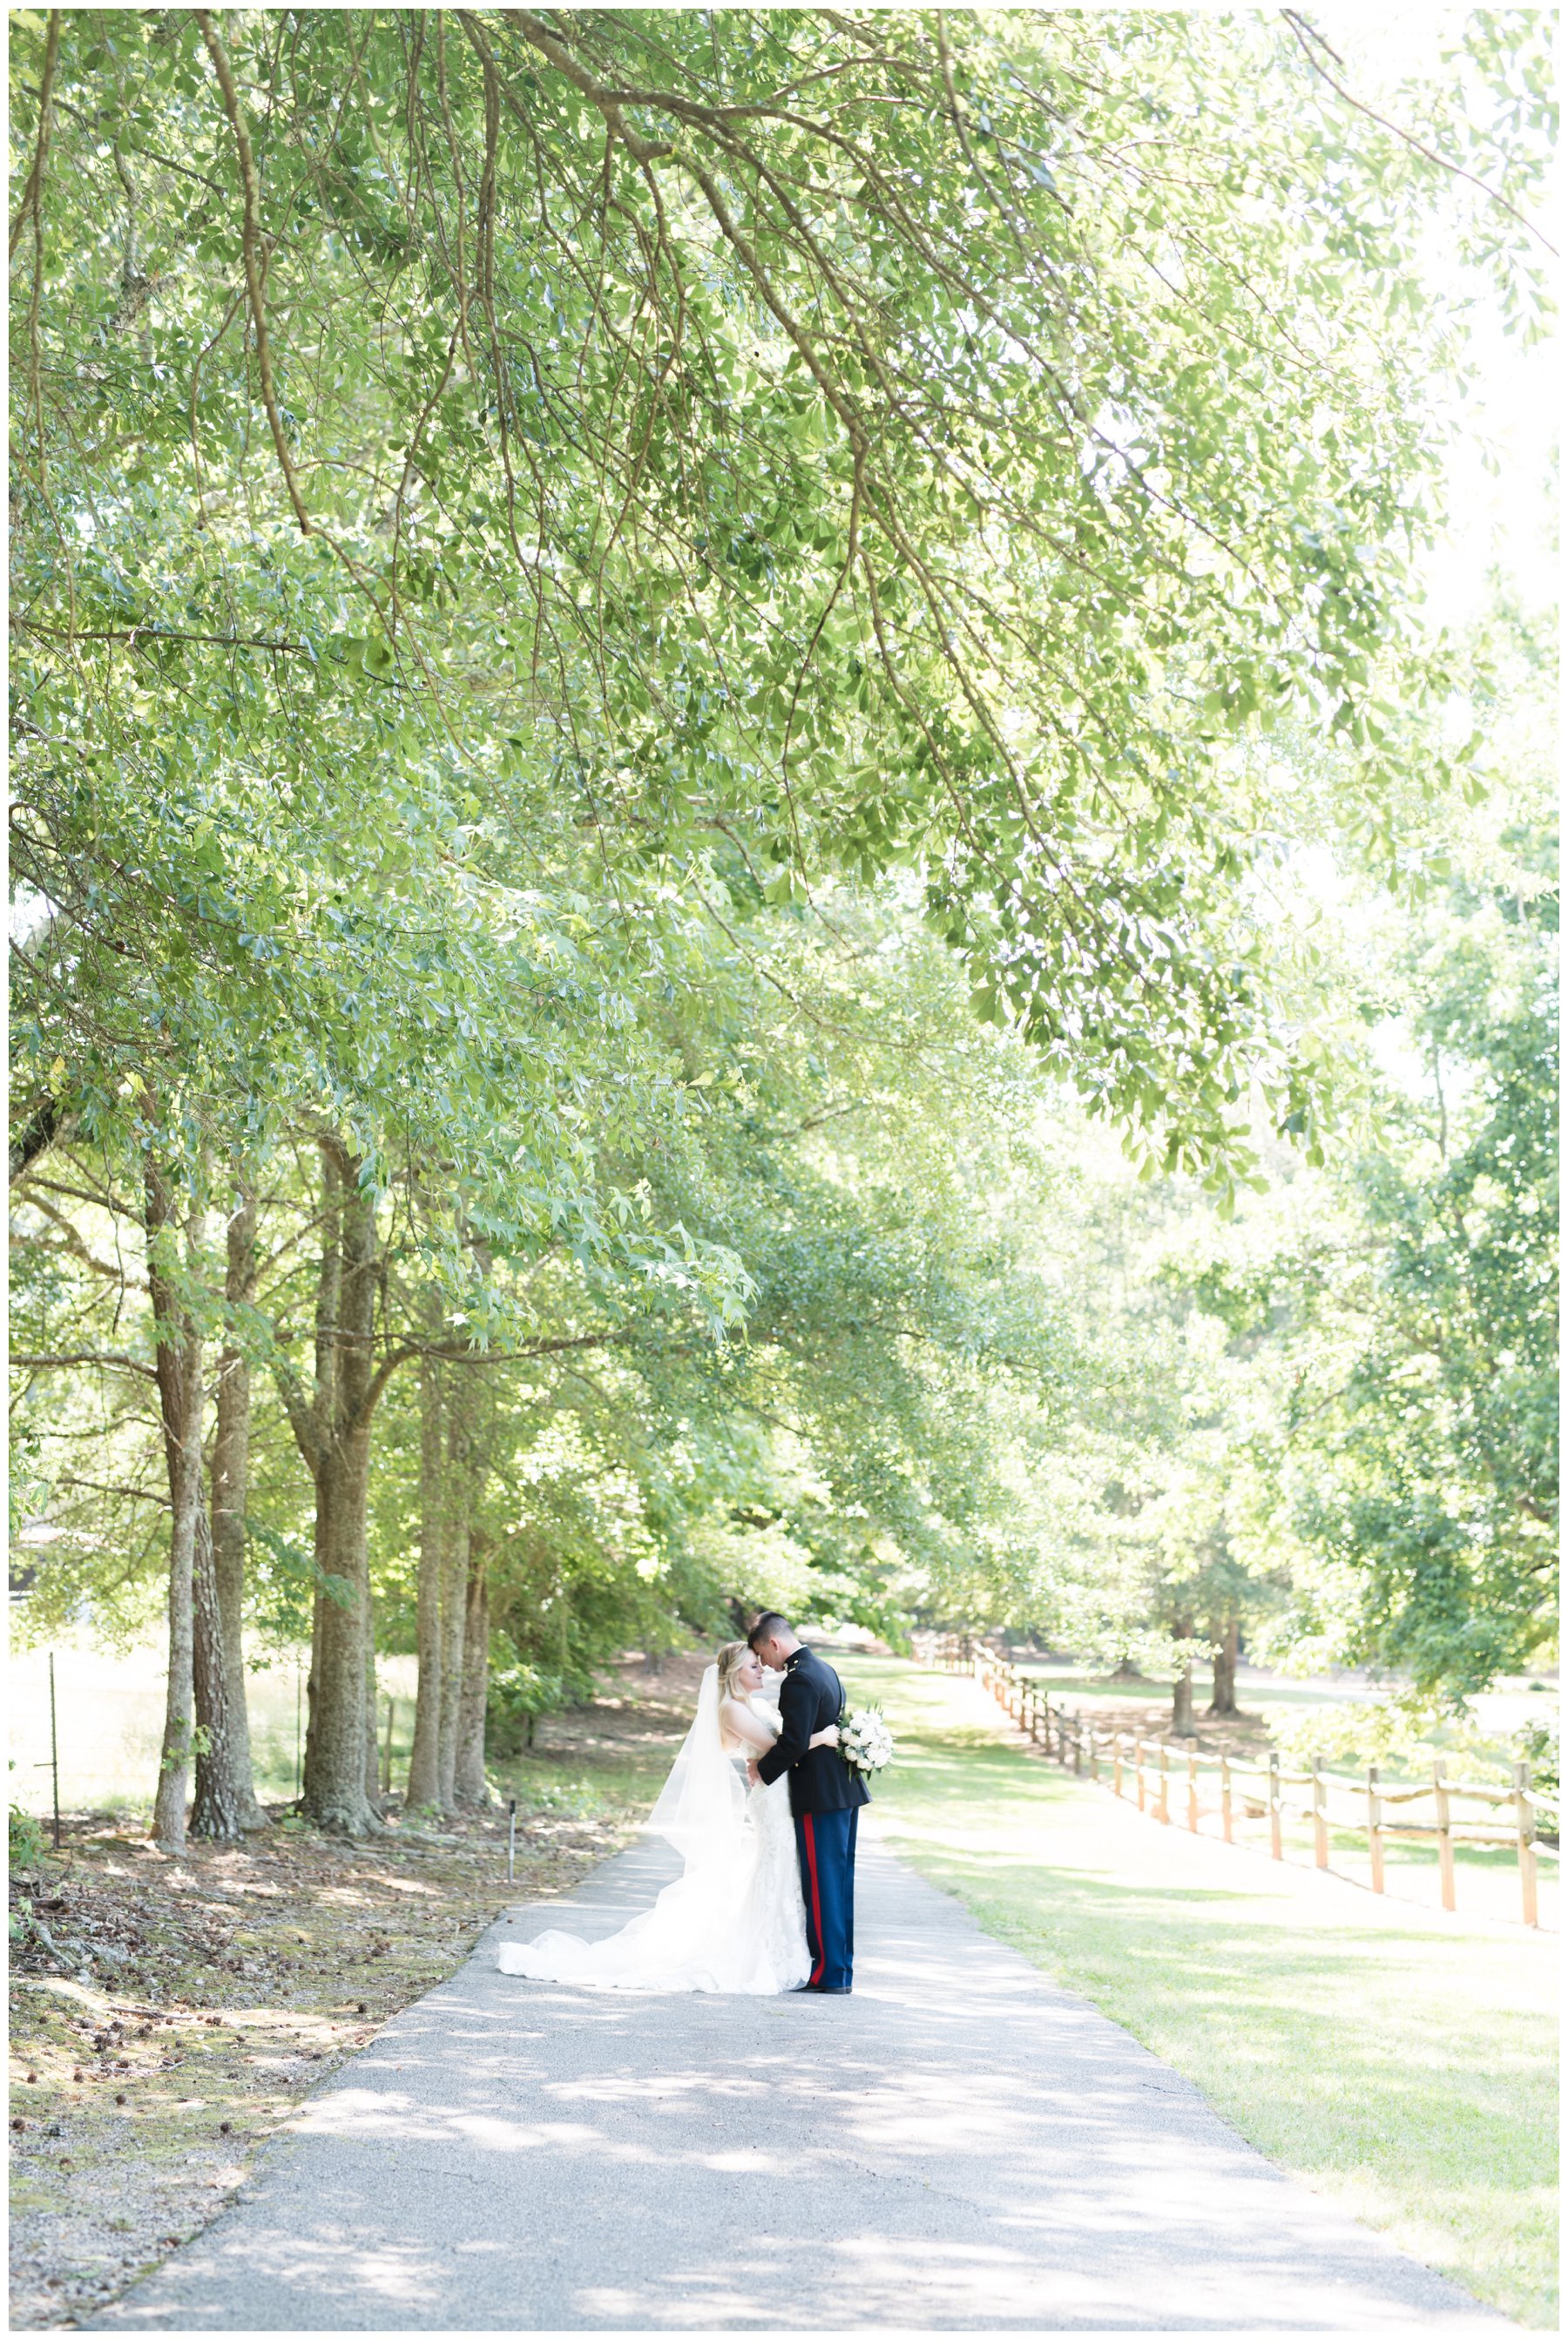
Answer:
[497,1641,839,1994]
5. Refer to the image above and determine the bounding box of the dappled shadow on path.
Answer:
[96,1839,1504,2332]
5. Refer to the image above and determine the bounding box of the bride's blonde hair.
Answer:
[714,1640,753,1701]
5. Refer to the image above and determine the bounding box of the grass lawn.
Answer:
[841,1653,1558,2331]
[8,1640,692,1826]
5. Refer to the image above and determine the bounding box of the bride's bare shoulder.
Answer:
[719,1694,776,1745]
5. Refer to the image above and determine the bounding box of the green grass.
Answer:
[490,1747,671,1823]
[9,1640,675,1826]
[842,1654,1558,2330]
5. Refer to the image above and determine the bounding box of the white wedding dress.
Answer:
[496,1667,810,1994]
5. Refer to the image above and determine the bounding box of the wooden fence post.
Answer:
[927,1668,1544,1927]
[1366,1763,1385,1894]
[1433,1759,1456,1913]
[1514,1762,1538,1929]
[1311,1762,1328,1870]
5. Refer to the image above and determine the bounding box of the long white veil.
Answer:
[499,1661,809,1992]
[645,1663,747,1870]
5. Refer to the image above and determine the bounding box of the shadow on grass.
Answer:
[843,1656,1558,2327]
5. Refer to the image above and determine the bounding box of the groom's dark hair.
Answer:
[747,1611,793,1653]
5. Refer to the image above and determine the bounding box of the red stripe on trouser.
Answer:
[802,1813,825,1985]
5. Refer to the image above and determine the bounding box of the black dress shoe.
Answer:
[810,1985,852,1994]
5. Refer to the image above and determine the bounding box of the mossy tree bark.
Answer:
[281,1138,395,1836]
[363,1592,385,1817]
[455,1535,490,1808]
[436,1390,473,1812]
[191,1505,246,1840]
[145,1157,205,1852]
[199,1182,267,1831]
[405,1330,446,1811]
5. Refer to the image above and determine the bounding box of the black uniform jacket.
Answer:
[754,1646,871,1817]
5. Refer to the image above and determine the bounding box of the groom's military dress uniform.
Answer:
[755,1646,868,1992]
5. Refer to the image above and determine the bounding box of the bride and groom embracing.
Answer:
[497,1613,868,1996]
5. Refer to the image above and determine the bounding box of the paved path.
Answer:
[98,1829,1506,2331]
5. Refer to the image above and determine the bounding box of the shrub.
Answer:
[10,1802,46,1870]
[487,1660,569,1755]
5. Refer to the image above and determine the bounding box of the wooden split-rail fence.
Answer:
[916,1633,1556,1929]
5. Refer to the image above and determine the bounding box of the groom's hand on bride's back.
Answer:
[747,1758,762,1787]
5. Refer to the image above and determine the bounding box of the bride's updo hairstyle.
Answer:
[714,1640,752,1701]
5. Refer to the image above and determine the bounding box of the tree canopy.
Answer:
[14,8,1551,1202]
[9,9,1556,1835]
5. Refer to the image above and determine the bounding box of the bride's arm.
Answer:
[720,1697,778,1755]
[722,1698,839,1757]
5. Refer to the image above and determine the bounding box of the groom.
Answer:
[747,1613,868,1994]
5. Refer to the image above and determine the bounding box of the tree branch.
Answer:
[193,11,317,532]
[1281,10,1558,257]
[11,1351,158,1383]
[9,10,60,260]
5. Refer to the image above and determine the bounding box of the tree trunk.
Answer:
[436,1499,468,1811]
[303,1431,380,1831]
[436,1395,471,1811]
[1171,1616,1196,1738]
[1207,1616,1240,1716]
[363,1586,384,1816]
[296,1140,384,1836]
[191,1506,246,1839]
[305,1592,324,1803]
[404,1342,445,1810]
[203,1184,267,1829]
[455,1541,490,1807]
[145,1159,204,1852]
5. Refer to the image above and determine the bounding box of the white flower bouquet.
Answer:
[836,1705,895,1775]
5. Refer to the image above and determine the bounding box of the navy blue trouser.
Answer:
[794,1805,859,1991]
